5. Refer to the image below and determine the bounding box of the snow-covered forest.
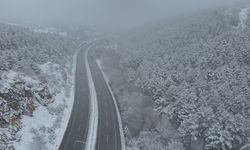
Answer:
[0,23,91,150]
[1,0,250,150]
[97,2,250,150]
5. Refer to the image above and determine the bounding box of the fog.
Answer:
[0,0,238,29]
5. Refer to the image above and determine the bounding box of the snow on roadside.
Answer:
[13,60,76,150]
[51,47,79,150]
[238,7,250,29]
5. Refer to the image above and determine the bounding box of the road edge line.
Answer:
[96,59,126,150]
[84,45,99,150]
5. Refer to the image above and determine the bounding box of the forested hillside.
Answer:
[0,23,89,150]
[98,3,250,150]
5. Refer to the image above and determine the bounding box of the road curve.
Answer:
[59,43,123,150]
[59,44,90,150]
[87,50,122,150]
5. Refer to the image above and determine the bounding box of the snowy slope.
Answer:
[13,62,75,150]
[101,4,250,150]
[0,23,90,150]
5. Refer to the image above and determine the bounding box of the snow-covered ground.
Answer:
[0,22,92,150]
[238,7,250,29]
[13,60,76,150]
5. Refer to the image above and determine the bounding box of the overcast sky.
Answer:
[0,0,238,29]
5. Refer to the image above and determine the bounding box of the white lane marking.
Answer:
[97,130,101,150]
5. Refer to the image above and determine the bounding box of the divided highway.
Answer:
[59,42,123,150]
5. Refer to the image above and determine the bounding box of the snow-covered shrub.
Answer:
[0,23,87,149]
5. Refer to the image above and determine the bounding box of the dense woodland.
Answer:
[99,3,250,150]
[0,24,89,149]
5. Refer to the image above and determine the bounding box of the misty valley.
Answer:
[0,0,250,150]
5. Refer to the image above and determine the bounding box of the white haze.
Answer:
[0,0,238,29]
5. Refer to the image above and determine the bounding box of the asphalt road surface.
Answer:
[87,50,122,150]
[59,45,90,150]
[59,44,122,150]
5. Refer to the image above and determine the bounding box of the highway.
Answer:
[59,43,122,150]
[59,44,90,150]
[88,50,122,150]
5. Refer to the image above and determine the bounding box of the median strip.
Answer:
[84,44,99,150]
